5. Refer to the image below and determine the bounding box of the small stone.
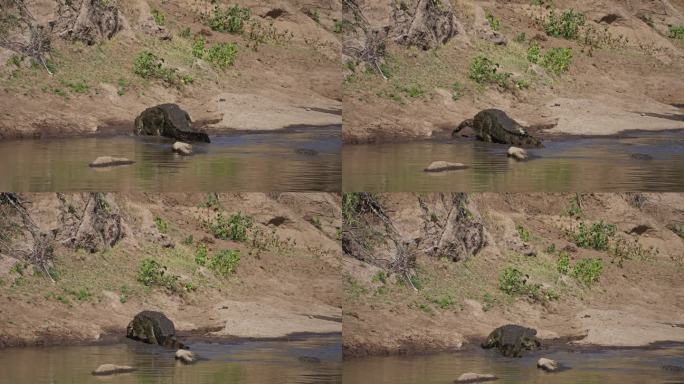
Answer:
[507,147,528,161]
[455,372,498,383]
[172,141,193,156]
[175,349,197,364]
[89,156,135,168]
[92,364,136,376]
[537,357,559,372]
[424,161,468,172]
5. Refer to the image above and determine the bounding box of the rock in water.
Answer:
[134,104,211,143]
[454,110,542,147]
[507,147,528,161]
[481,324,541,357]
[126,311,185,349]
[92,364,136,376]
[172,142,193,156]
[89,156,135,168]
[298,356,322,363]
[424,161,468,172]
[175,349,197,364]
[630,153,653,161]
[537,357,559,372]
[295,148,319,156]
[455,372,498,383]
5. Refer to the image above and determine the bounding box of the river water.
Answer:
[0,126,341,192]
[0,334,341,384]
[343,343,684,384]
[343,130,684,192]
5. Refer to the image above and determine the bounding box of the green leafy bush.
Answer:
[206,42,238,69]
[514,32,527,43]
[209,5,251,34]
[557,251,570,274]
[540,47,573,75]
[527,41,541,63]
[573,221,615,250]
[195,244,208,266]
[669,25,684,41]
[154,216,168,233]
[192,37,206,59]
[211,212,253,241]
[151,8,165,26]
[499,267,527,294]
[516,225,531,242]
[468,55,511,87]
[486,13,501,31]
[133,51,194,87]
[209,249,240,276]
[544,9,586,39]
[610,238,658,267]
[571,258,603,285]
[137,259,180,292]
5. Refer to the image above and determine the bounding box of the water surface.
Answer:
[343,343,684,384]
[0,126,340,192]
[0,334,341,384]
[343,130,684,192]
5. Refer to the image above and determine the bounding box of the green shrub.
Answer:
[133,51,193,87]
[137,259,180,292]
[182,235,194,246]
[179,27,192,38]
[482,292,495,311]
[573,221,615,250]
[409,274,423,290]
[372,271,387,284]
[206,42,238,69]
[151,8,165,26]
[486,13,501,31]
[515,79,530,90]
[565,195,582,217]
[571,258,603,285]
[154,216,168,233]
[540,47,573,75]
[557,251,570,275]
[195,244,208,266]
[544,9,586,40]
[192,37,206,58]
[209,249,240,276]
[499,267,527,294]
[209,5,251,34]
[468,55,511,87]
[669,25,684,41]
[514,32,527,43]
[610,238,658,267]
[516,225,531,242]
[61,79,89,93]
[451,81,464,100]
[432,295,454,309]
[527,41,541,63]
[211,212,253,241]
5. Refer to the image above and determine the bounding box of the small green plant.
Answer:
[308,9,320,23]
[540,47,573,75]
[133,51,193,87]
[557,251,570,275]
[515,79,530,90]
[119,285,131,304]
[154,216,168,233]
[209,249,241,276]
[669,25,684,42]
[209,5,251,34]
[179,27,192,38]
[61,79,89,93]
[74,288,91,301]
[499,267,527,295]
[432,295,454,310]
[451,81,464,100]
[573,221,615,251]
[117,78,128,96]
[565,195,583,217]
[182,235,194,246]
[571,258,603,285]
[516,225,531,242]
[195,244,208,266]
[486,13,501,31]
[482,292,495,311]
[192,37,206,59]
[546,243,556,253]
[610,238,658,267]
[200,193,221,209]
[137,259,180,292]
[409,274,423,290]
[514,32,527,43]
[639,15,654,28]
[468,55,511,88]
[7,54,22,68]
[527,41,541,63]
[310,216,322,230]
[211,212,253,241]
[206,42,238,69]
[544,9,586,40]
[372,271,387,284]
[151,8,166,26]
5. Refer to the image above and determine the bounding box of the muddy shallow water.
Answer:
[0,126,341,192]
[343,130,684,192]
[0,334,341,384]
[343,343,684,384]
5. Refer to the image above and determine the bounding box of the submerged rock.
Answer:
[662,364,684,372]
[126,311,185,349]
[134,104,210,143]
[295,148,319,156]
[92,364,136,376]
[175,349,197,364]
[507,147,528,161]
[454,110,542,147]
[424,161,468,172]
[89,156,135,168]
[481,324,541,357]
[298,356,322,363]
[172,141,193,156]
[537,357,559,372]
[630,153,653,161]
[455,372,498,383]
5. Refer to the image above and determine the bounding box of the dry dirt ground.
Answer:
[0,192,341,347]
[0,0,342,139]
[342,193,684,357]
[343,0,684,143]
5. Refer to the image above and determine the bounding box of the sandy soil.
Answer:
[0,192,342,347]
[0,0,341,139]
[343,0,684,143]
[342,193,684,357]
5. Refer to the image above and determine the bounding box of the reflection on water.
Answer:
[0,335,341,384]
[343,130,684,192]
[343,344,684,384]
[0,126,341,192]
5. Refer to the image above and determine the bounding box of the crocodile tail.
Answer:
[452,119,474,136]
